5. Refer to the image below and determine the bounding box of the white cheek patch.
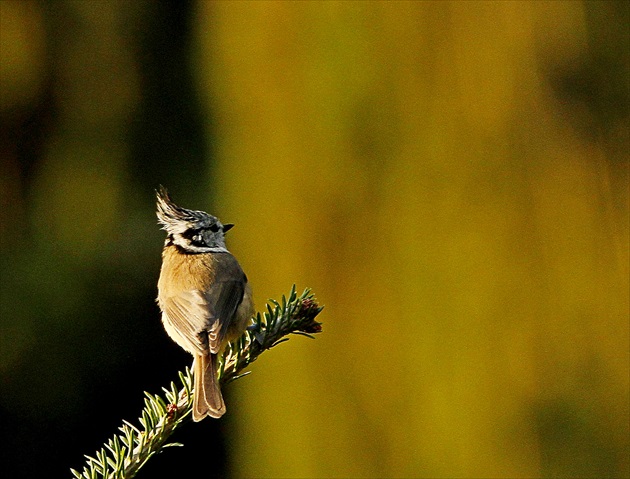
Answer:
[172,235,192,249]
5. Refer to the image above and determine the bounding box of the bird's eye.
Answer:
[182,229,206,246]
[190,233,206,247]
[209,224,220,233]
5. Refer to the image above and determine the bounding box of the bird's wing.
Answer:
[205,279,245,352]
[160,254,246,355]
[204,254,247,352]
[160,289,212,356]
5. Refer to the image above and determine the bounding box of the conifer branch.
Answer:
[70,286,323,479]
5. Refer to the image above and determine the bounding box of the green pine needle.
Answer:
[70,286,323,479]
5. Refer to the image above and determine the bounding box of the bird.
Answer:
[155,186,253,420]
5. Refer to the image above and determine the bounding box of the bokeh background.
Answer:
[1,1,628,478]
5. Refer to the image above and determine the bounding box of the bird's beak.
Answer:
[223,223,235,233]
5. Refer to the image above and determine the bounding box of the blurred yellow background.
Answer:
[195,2,629,477]
[1,1,628,478]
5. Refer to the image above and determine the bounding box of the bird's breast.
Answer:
[158,245,218,297]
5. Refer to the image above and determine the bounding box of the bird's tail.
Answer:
[193,353,226,421]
